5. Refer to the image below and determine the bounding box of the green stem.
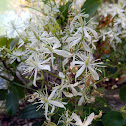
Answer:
[0,75,36,91]
[95,66,124,85]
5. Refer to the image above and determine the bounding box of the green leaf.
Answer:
[122,112,126,120]
[119,85,126,102]
[9,83,25,99]
[102,111,126,126]
[0,89,8,100]
[32,121,41,126]
[96,87,106,94]
[6,88,19,116]
[0,36,14,48]
[58,1,72,27]
[14,85,25,99]
[9,37,19,49]
[19,104,44,119]
[81,0,102,21]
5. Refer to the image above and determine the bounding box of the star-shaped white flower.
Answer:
[33,88,66,121]
[22,53,51,86]
[72,112,95,126]
[71,53,103,81]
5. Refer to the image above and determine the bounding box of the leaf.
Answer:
[96,87,106,94]
[19,104,44,119]
[9,83,25,99]
[9,37,19,49]
[58,1,72,27]
[81,0,102,21]
[122,112,126,120]
[6,88,19,116]
[32,121,41,126]
[0,89,8,100]
[119,85,126,102]
[0,35,14,48]
[102,111,126,126]
[14,85,25,99]
[42,122,56,126]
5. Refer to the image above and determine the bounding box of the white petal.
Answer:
[72,113,83,125]
[72,61,85,65]
[73,27,82,36]
[63,91,74,98]
[78,96,84,106]
[83,41,91,52]
[51,106,55,113]
[83,28,91,41]
[84,113,95,126]
[85,26,98,39]
[48,89,56,100]
[49,100,65,108]
[62,58,68,69]
[53,42,61,49]
[88,66,99,80]
[54,49,72,58]
[45,103,49,120]
[33,68,37,87]
[66,37,78,42]
[70,37,81,47]
[41,57,51,64]
[75,65,85,81]
[59,72,65,78]
[38,65,51,71]
[70,86,78,96]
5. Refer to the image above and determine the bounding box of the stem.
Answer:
[0,75,36,91]
[95,66,124,85]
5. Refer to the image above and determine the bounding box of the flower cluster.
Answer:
[97,0,126,49]
[0,0,107,125]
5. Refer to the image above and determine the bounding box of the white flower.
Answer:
[3,11,26,38]
[72,112,95,126]
[107,3,125,18]
[41,37,72,66]
[77,89,90,106]
[63,82,79,98]
[58,110,74,126]
[67,13,98,52]
[9,49,26,64]
[22,53,51,86]
[99,29,112,41]
[34,88,66,121]
[114,14,126,28]
[71,53,103,81]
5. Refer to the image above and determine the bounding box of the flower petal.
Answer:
[88,66,99,80]
[70,37,81,47]
[33,68,37,87]
[45,103,50,120]
[72,113,83,125]
[78,96,84,106]
[63,91,74,98]
[49,100,65,108]
[38,65,51,71]
[84,113,95,126]
[48,89,56,100]
[54,49,72,58]
[75,65,85,81]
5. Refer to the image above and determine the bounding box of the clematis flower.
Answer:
[22,53,51,86]
[72,112,95,126]
[66,13,98,52]
[58,110,74,126]
[71,53,103,81]
[9,49,26,64]
[33,88,66,121]
[41,37,72,66]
